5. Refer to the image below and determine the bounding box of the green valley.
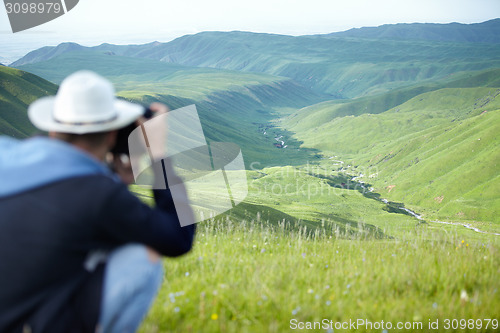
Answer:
[4,20,500,237]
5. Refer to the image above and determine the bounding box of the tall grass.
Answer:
[139,217,499,332]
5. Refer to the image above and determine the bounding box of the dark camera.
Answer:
[111,107,153,156]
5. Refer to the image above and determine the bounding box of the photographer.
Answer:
[0,71,196,332]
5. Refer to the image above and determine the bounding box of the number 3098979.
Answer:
[5,2,62,14]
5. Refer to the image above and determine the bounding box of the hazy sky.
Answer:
[1,0,499,63]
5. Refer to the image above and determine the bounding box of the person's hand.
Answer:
[139,102,169,162]
[111,102,169,184]
[137,102,169,127]
[111,153,135,184]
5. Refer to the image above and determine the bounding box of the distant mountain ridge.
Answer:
[12,42,86,67]
[11,19,500,99]
[325,19,500,43]
[11,19,500,67]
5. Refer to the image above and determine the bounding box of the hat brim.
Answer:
[28,97,144,134]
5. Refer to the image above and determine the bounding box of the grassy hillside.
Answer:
[281,69,500,224]
[0,66,57,137]
[286,86,500,153]
[284,68,500,146]
[370,108,499,224]
[140,220,499,333]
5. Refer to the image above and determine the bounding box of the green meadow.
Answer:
[137,214,500,333]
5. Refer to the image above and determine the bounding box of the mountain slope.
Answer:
[371,108,499,224]
[0,66,57,137]
[285,68,500,140]
[282,70,500,223]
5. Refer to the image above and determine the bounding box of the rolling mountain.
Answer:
[11,20,500,99]
[0,66,57,137]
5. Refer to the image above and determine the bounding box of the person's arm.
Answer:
[98,177,196,257]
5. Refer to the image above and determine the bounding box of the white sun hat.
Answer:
[28,70,144,134]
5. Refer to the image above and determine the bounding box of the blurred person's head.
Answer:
[28,70,143,160]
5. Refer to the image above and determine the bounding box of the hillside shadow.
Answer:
[310,172,422,220]
[194,89,325,169]
[217,201,392,239]
[250,120,323,168]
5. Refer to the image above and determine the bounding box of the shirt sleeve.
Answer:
[97,177,196,257]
